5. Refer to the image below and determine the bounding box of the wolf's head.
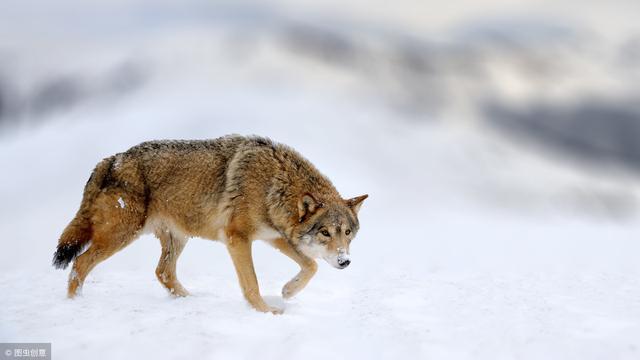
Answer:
[292,193,368,269]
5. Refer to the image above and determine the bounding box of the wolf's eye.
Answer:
[345,229,351,235]
[321,230,330,237]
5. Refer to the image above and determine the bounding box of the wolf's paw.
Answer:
[255,304,284,314]
[282,285,294,299]
[67,280,83,299]
[267,306,284,315]
[168,286,190,297]
[282,279,301,299]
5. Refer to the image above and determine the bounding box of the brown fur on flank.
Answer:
[53,135,367,314]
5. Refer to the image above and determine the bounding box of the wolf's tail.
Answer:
[52,156,114,269]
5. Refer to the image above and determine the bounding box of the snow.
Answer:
[1,1,640,359]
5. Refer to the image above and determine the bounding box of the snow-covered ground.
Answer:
[2,1,640,359]
[2,83,640,359]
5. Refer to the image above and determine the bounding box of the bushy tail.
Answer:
[52,156,114,269]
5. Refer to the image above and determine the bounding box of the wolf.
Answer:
[52,135,367,314]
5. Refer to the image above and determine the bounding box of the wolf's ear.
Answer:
[345,194,368,214]
[298,193,323,223]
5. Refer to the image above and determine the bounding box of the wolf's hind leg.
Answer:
[154,227,189,297]
[67,191,145,298]
[270,237,317,299]
[67,228,140,298]
[68,243,111,297]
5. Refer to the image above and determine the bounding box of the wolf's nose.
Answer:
[338,259,351,268]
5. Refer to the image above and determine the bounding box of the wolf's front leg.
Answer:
[270,237,318,299]
[226,239,283,314]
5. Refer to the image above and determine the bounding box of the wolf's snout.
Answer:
[337,258,351,268]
